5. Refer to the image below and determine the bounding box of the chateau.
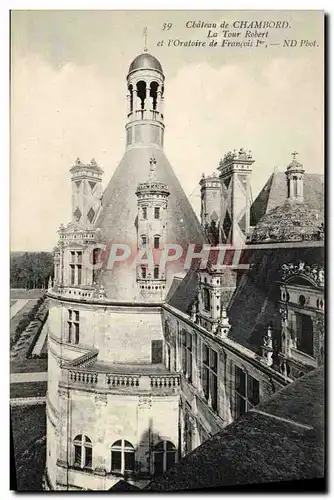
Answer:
[45,51,324,490]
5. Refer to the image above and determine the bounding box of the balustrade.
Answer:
[64,368,180,394]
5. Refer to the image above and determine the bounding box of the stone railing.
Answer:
[61,368,180,395]
[66,349,99,368]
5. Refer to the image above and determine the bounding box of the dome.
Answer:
[251,201,323,243]
[128,52,163,73]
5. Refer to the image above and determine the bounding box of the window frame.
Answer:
[68,309,80,344]
[111,439,135,475]
[153,440,176,476]
[181,330,193,383]
[73,434,92,469]
[202,344,218,412]
[154,207,160,219]
[234,366,260,418]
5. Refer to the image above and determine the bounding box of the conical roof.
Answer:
[95,146,206,301]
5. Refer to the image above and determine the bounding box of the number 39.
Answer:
[162,22,173,31]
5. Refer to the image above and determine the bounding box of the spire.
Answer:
[143,27,148,53]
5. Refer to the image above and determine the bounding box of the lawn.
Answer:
[10,299,38,336]
[10,381,47,399]
[10,404,46,491]
[10,289,45,300]
[11,356,48,374]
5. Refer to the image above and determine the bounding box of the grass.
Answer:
[11,404,46,491]
[11,356,48,374]
[10,299,38,334]
[10,381,47,399]
[10,289,45,300]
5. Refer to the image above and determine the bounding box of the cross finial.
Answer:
[291,151,299,160]
[143,27,148,53]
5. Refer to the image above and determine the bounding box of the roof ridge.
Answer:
[250,408,313,431]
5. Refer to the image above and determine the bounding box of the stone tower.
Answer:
[135,157,170,301]
[94,52,206,302]
[199,172,221,244]
[218,149,254,245]
[45,51,205,491]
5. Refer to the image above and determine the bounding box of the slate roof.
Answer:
[251,172,324,226]
[166,245,324,354]
[251,201,323,243]
[94,147,206,301]
[146,367,325,492]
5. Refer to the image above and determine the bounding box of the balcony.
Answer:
[60,363,180,396]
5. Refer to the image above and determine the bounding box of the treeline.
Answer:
[10,252,54,289]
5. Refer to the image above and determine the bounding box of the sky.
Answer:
[10,10,324,251]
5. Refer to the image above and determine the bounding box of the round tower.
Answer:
[135,157,170,301]
[45,49,205,491]
[126,53,165,149]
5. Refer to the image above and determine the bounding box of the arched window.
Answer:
[136,80,146,110]
[73,435,92,469]
[150,81,159,110]
[111,439,135,475]
[153,441,176,476]
[203,288,211,311]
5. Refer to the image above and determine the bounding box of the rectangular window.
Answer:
[141,235,147,247]
[70,265,75,285]
[111,451,121,472]
[154,265,159,279]
[296,312,314,356]
[181,331,192,382]
[85,447,92,468]
[154,452,164,476]
[70,251,75,263]
[77,251,82,264]
[154,236,160,249]
[235,366,260,418]
[74,445,81,466]
[77,265,82,286]
[151,340,163,363]
[202,344,218,412]
[141,266,147,279]
[124,451,135,472]
[142,207,147,220]
[68,310,80,344]
[75,323,80,345]
[154,207,160,219]
[68,322,72,343]
[166,451,175,470]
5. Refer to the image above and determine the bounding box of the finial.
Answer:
[75,157,81,165]
[291,151,299,160]
[90,158,97,166]
[143,27,148,53]
[149,157,157,181]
